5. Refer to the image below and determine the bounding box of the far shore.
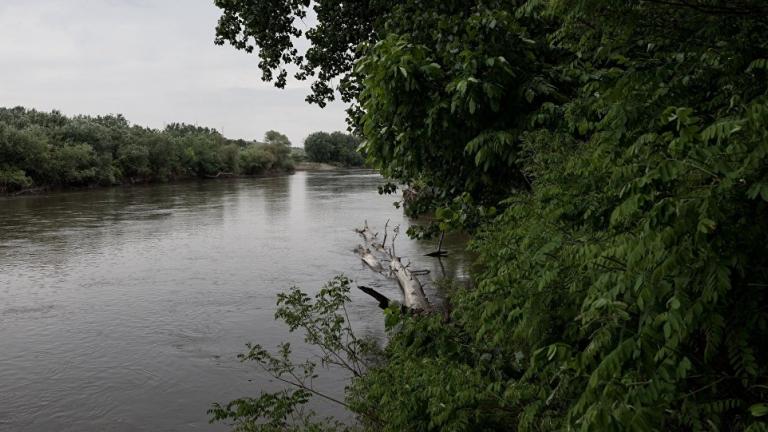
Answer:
[1,170,291,197]
[2,164,370,197]
[293,162,347,171]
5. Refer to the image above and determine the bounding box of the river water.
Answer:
[0,170,469,431]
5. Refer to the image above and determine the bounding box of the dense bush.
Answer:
[0,107,294,192]
[303,131,364,167]
[213,1,768,430]
[289,147,308,163]
[240,145,276,175]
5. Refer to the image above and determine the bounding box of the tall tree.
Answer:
[213,1,768,430]
[213,0,389,106]
[264,130,291,147]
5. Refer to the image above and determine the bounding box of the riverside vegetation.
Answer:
[209,0,768,430]
[0,107,297,193]
[303,132,365,167]
[4,0,759,429]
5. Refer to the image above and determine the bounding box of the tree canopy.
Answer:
[214,0,768,430]
[264,130,292,147]
[303,131,364,167]
[0,107,294,192]
[213,0,387,106]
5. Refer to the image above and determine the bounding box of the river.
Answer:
[0,170,469,431]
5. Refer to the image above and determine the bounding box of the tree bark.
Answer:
[354,221,386,253]
[354,245,383,272]
[355,222,431,312]
[389,255,431,311]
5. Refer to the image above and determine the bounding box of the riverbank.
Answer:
[2,168,295,197]
[2,164,377,197]
[293,162,346,171]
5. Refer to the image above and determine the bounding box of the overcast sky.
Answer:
[0,0,348,147]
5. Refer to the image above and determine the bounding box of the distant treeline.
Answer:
[303,131,365,167]
[0,106,296,193]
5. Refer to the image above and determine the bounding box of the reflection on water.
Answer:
[0,170,469,432]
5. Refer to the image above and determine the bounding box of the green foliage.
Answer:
[0,167,32,192]
[303,132,335,164]
[304,132,364,167]
[213,0,388,106]
[290,147,308,163]
[53,143,98,185]
[117,143,151,180]
[266,142,295,171]
[217,0,768,430]
[348,303,514,432]
[264,130,292,148]
[240,145,277,174]
[209,389,322,432]
[354,1,552,206]
[210,276,379,431]
[0,107,294,192]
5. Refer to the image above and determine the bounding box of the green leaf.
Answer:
[698,218,716,233]
[524,88,535,103]
[750,404,768,417]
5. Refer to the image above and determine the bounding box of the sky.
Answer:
[0,0,348,147]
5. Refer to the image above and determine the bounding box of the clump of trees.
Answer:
[214,0,768,430]
[0,107,294,193]
[303,131,365,167]
[289,146,308,163]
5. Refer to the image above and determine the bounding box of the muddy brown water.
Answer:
[0,170,469,431]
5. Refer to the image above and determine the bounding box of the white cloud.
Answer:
[0,0,348,146]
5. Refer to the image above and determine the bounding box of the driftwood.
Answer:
[354,245,384,272]
[204,172,236,179]
[358,285,389,309]
[12,187,47,196]
[389,255,431,311]
[425,231,448,257]
[357,285,410,313]
[354,220,387,253]
[355,221,432,312]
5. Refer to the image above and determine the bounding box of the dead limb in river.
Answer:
[353,245,384,272]
[354,221,432,312]
[204,171,236,179]
[425,231,448,257]
[354,220,387,253]
[357,285,412,314]
[388,255,431,311]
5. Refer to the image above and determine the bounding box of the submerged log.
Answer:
[358,285,391,310]
[390,256,431,312]
[357,285,409,313]
[354,222,376,243]
[204,172,236,179]
[13,186,47,196]
[355,222,431,312]
[354,221,386,253]
[425,231,448,257]
[354,245,384,273]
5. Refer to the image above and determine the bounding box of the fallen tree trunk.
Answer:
[389,256,431,311]
[357,285,390,310]
[357,285,411,313]
[354,246,384,272]
[354,221,386,253]
[355,222,431,312]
